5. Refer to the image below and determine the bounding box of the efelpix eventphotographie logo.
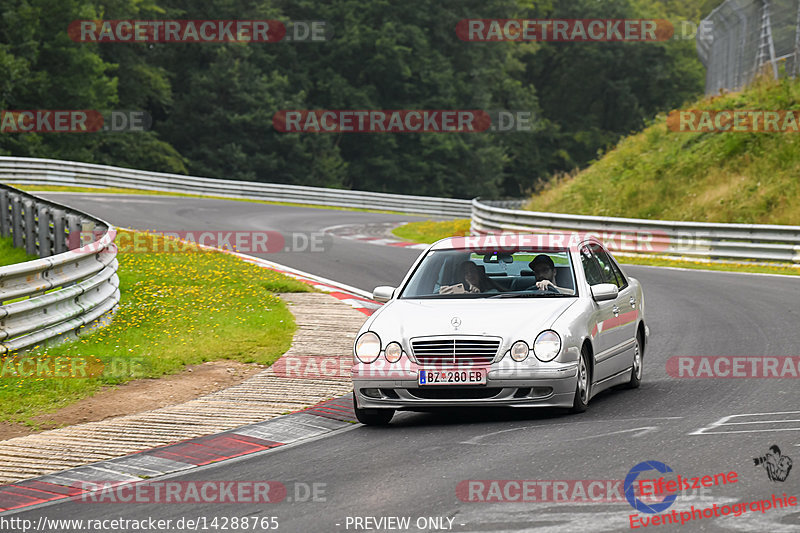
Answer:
[753,445,793,483]
[625,459,798,529]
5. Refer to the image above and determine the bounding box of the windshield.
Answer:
[400,248,577,299]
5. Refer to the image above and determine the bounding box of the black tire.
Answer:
[569,347,591,413]
[354,405,394,425]
[624,333,643,389]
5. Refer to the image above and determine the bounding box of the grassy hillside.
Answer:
[526,77,800,225]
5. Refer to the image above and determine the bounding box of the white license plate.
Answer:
[418,369,486,386]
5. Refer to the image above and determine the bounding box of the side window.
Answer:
[580,247,604,286]
[589,244,623,288]
[608,257,628,289]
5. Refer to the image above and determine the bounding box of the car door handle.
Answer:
[630,296,636,309]
[612,305,620,317]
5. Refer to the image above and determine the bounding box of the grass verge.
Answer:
[390,220,800,277]
[0,237,39,267]
[0,229,311,427]
[391,219,471,244]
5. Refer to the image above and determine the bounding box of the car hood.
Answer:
[366,298,578,342]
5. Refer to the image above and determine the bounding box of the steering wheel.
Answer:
[532,281,559,294]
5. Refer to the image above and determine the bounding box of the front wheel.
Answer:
[353,396,394,425]
[569,347,591,413]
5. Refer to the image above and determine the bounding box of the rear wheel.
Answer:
[569,347,591,413]
[624,334,643,389]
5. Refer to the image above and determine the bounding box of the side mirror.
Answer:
[591,283,618,302]
[372,286,396,303]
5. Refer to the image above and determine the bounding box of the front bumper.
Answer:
[352,363,578,410]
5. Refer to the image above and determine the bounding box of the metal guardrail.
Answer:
[0,156,472,218]
[472,199,800,264]
[481,199,526,210]
[0,184,120,355]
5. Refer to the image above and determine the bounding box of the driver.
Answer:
[529,254,573,294]
[439,260,505,294]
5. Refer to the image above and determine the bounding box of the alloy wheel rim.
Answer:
[633,341,642,380]
[578,356,588,402]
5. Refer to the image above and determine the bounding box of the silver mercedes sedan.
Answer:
[351,233,648,425]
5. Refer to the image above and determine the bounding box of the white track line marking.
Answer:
[691,411,800,435]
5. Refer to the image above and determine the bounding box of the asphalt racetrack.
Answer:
[13,193,800,532]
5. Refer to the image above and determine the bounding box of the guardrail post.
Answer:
[0,190,9,237]
[37,204,53,258]
[52,209,67,253]
[22,199,37,256]
[10,195,23,249]
[81,220,96,246]
[66,214,81,250]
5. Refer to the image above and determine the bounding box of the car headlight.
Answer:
[355,332,381,363]
[534,331,561,362]
[510,340,529,362]
[384,342,402,363]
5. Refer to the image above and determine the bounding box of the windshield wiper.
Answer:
[488,292,568,299]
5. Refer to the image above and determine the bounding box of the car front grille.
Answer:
[407,388,503,400]
[410,337,501,366]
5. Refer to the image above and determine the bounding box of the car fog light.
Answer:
[385,342,402,363]
[510,340,529,362]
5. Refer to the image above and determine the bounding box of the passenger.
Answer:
[439,260,504,294]
[529,254,573,294]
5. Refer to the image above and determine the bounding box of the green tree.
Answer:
[522,0,705,178]
[0,0,116,159]
[1,0,711,199]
